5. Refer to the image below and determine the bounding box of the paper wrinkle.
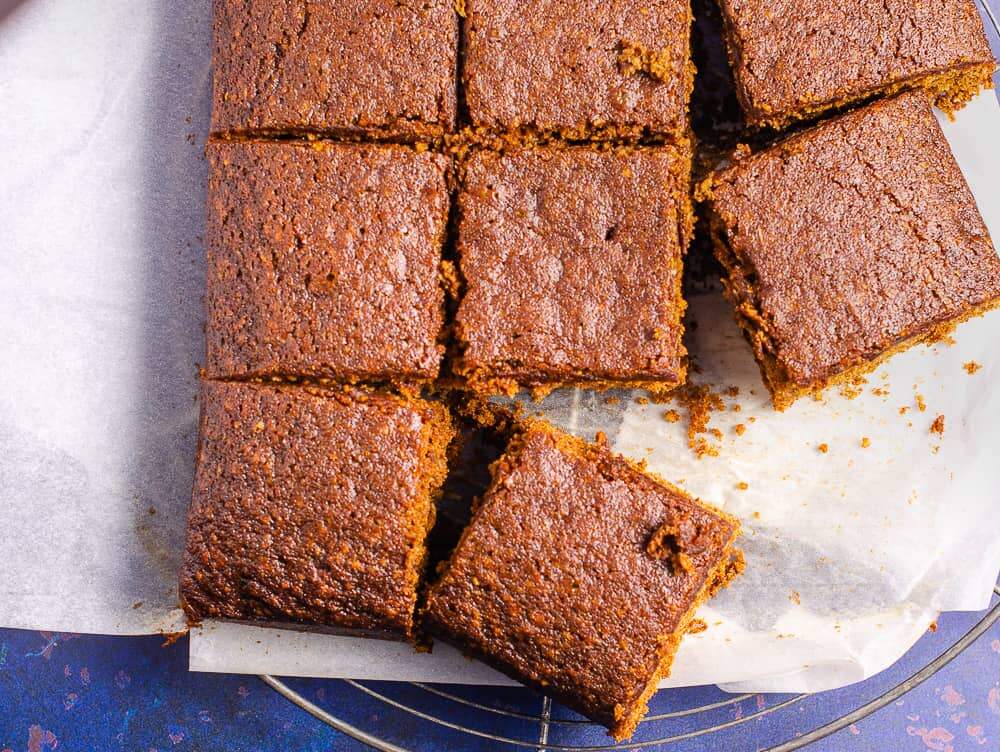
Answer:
[1,0,998,693]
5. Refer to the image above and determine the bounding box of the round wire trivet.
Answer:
[259,3,1000,747]
[260,587,1000,750]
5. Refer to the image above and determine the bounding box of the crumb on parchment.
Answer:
[963,361,982,375]
[818,443,829,454]
[673,385,725,458]
[838,377,866,400]
[930,415,945,436]
[860,437,871,448]
[658,383,747,458]
[915,393,927,412]
[687,618,708,634]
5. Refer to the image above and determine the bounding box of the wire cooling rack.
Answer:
[257,2,1000,748]
[259,589,1000,750]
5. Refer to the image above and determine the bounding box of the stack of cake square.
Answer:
[180,0,745,740]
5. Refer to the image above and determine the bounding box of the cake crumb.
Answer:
[617,40,673,81]
[595,431,609,445]
[752,511,761,519]
[733,423,746,436]
[664,409,681,423]
[736,481,749,491]
[818,443,829,454]
[646,523,695,575]
[860,437,871,448]
[915,393,927,412]
[604,396,620,405]
[928,621,937,633]
[691,439,720,458]
[635,396,649,405]
[838,377,867,400]
[963,361,982,375]
[929,415,945,436]
[789,590,801,605]
[899,406,909,415]
[667,384,727,458]
[686,618,708,634]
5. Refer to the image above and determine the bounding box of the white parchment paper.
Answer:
[1,0,998,693]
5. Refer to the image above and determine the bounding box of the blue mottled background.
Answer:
[1,0,998,750]
[0,595,997,750]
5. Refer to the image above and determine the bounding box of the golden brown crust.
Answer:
[716,0,997,129]
[424,420,742,740]
[211,0,457,139]
[204,140,449,385]
[453,143,693,397]
[179,381,454,641]
[462,0,694,141]
[703,92,1000,410]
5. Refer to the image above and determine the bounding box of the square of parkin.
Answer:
[715,0,996,128]
[462,0,693,140]
[424,422,742,740]
[704,91,1000,410]
[211,0,457,138]
[454,145,692,397]
[205,140,449,385]
[179,381,453,641]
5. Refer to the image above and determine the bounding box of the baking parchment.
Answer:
[1,0,998,693]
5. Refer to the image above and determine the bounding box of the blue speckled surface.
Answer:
[1,2,999,751]
[0,590,997,750]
